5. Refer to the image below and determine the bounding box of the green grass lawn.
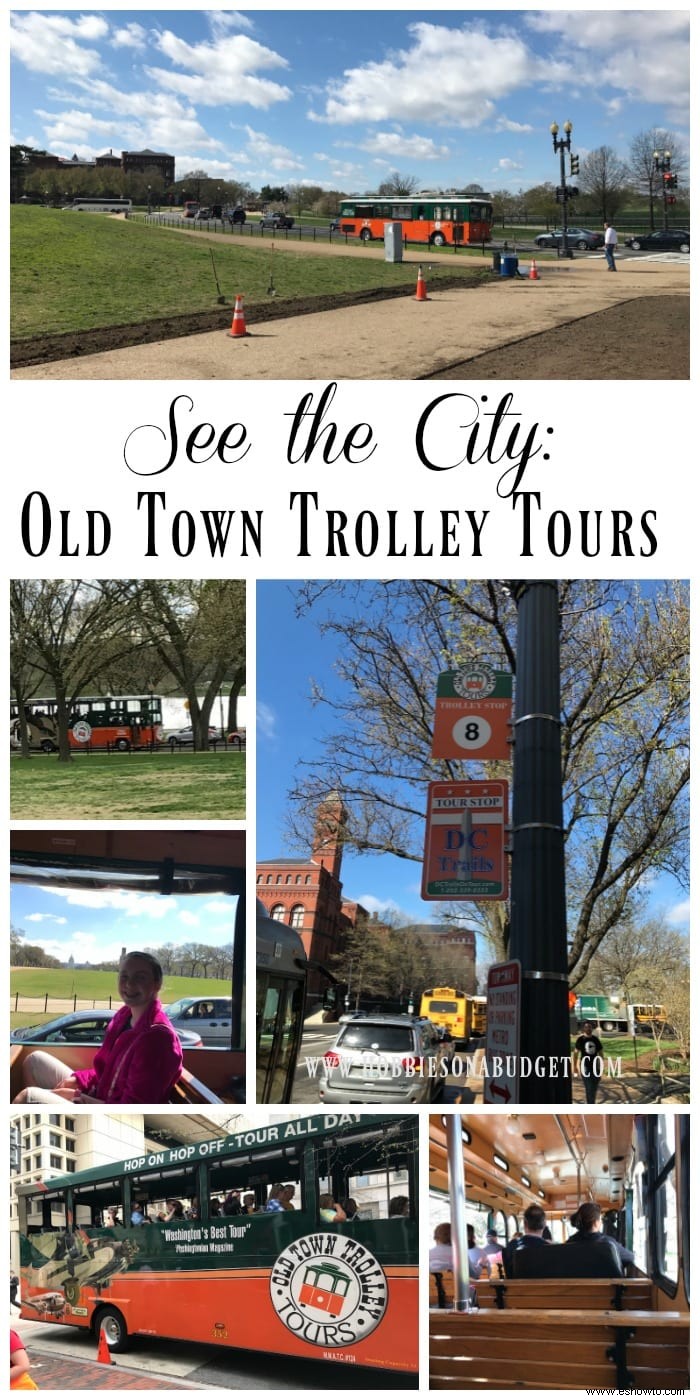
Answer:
[11,206,491,340]
[10,970,230,1030]
[10,750,245,820]
[573,1034,685,1066]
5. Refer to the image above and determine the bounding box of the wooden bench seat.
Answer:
[430,1307,690,1391]
[430,1273,652,1311]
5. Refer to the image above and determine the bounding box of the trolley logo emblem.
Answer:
[270,1233,388,1348]
[453,663,496,698]
[71,719,92,743]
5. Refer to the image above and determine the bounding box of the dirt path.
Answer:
[12,255,688,380]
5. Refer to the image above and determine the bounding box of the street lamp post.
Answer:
[653,150,672,232]
[147,183,151,216]
[550,120,574,259]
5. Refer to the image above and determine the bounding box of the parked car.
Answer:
[260,211,294,229]
[625,229,690,253]
[318,1013,449,1104]
[196,206,212,219]
[163,996,232,1048]
[167,725,218,749]
[10,1009,202,1048]
[534,227,604,250]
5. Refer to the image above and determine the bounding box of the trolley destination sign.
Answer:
[431,663,513,761]
[421,780,509,900]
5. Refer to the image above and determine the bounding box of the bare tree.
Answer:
[579,145,630,222]
[376,172,420,196]
[282,580,688,984]
[628,128,688,230]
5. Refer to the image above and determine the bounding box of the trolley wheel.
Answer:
[94,1305,129,1352]
[40,739,57,753]
[360,228,372,242]
[430,231,446,247]
[114,738,130,752]
[601,1020,617,1032]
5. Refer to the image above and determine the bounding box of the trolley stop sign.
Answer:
[431,664,513,761]
[422,780,509,901]
[484,960,521,1104]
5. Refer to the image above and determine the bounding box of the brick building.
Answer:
[257,793,476,996]
[256,793,368,991]
[121,148,175,182]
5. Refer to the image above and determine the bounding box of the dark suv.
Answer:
[260,211,294,229]
[229,206,246,224]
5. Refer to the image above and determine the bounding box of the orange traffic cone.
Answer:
[228,294,249,337]
[96,1327,115,1366]
[528,258,540,281]
[415,265,428,301]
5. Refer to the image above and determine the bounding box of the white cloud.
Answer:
[496,157,522,171]
[145,31,292,110]
[178,909,201,927]
[495,117,533,134]
[666,899,690,927]
[359,131,450,161]
[525,11,689,110]
[24,913,68,925]
[45,888,173,919]
[310,21,571,128]
[111,23,148,51]
[256,702,277,740]
[11,11,107,77]
[229,125,304,173]
[206,11,256,37]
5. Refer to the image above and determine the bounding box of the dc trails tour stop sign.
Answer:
[270,1232,388,1348]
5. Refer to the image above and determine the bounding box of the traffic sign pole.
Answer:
[508,581,571,1103]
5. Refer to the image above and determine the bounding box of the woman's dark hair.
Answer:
[467,1224,476,1246]
[119,950,163,985]
[573,1202,602,1234]
[434,1222,451,1245]
[342,1198,359,1217]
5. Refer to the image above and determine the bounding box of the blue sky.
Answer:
[10,10,689,193]
[11,883,235,966]
[256,582,689,959]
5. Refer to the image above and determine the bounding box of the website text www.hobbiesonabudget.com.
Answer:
[304,1055,623,1081]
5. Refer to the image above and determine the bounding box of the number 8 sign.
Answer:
[431,668,513,761]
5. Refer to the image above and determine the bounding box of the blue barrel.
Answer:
[500,253,518,278]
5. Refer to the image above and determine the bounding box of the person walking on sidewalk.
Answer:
[603,222,618,271]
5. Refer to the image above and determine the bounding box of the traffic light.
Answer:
[670,174,678,189]
[566,186,579,200]
[555,187,564,203]
[570,154,580,176]
[667,196,677,205]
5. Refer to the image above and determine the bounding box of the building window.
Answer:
[65,1139,76,1154]
[33,1133,41,1147]
[50,1133,61,1148]
[50,1155,63,1170]
[290,905,304,929]
[270,904,285,921]
[266,875,272,884]
[257,874,263,883]
[49,1115,61,1126]
[295,875,301,884]
[285,874,292,884]
[64,1118,75,1132]
[305,875,312,885]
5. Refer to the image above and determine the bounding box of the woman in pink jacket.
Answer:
[13,952,183,1105]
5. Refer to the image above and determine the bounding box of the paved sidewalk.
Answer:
[22,1350,201,1389]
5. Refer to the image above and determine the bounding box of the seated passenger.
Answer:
[13,953,183,1106]
[429,1223,454,1272]
[280,1185,296,1211]
[223,1190,244,1216]
[566,1202,631,1273]
[511,1203,550,1267]
[342,1197,360,1221]
[243,1193,256,1214]
[319,1194,346,1223]
[467,1224,487,1278]
[264,1184,285,1213]
[388,1195,410,1218]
